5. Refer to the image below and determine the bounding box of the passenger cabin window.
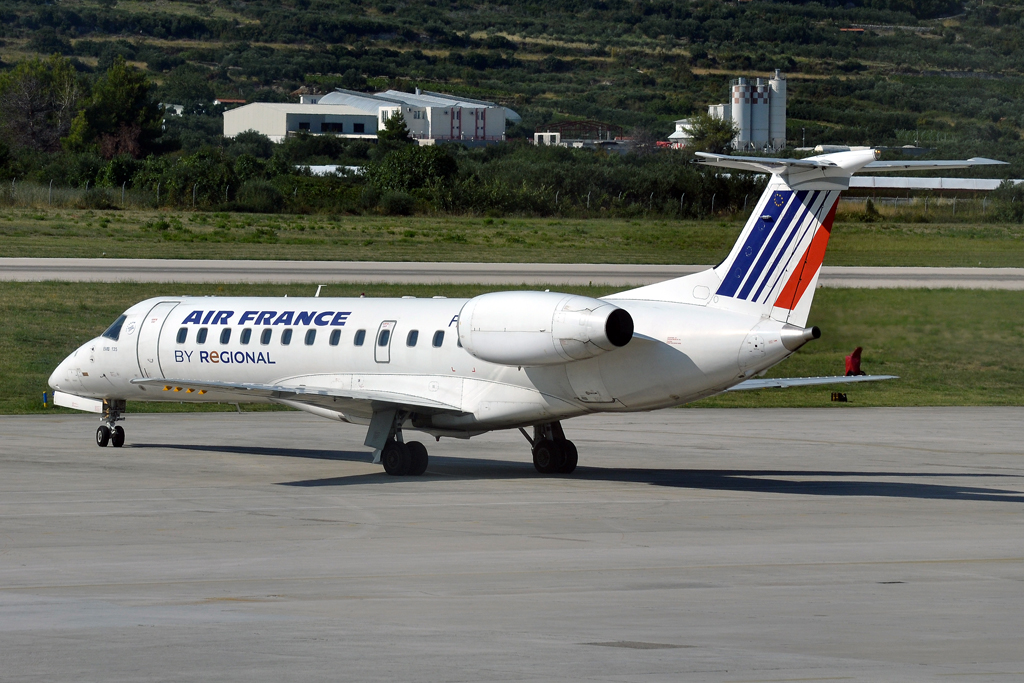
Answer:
[407,330,419,347]
[102,315,127,341]
[432,330,444,348]
[281,329,293,345]
[329,329,341,346]
[196,328,208,344]
[240,329,251,345]
[260,329,272,345]
[220,328,231,344]
[305,329,316,346]
[176,327,187,344]
[377,329,391,347]
[354,329,366,346]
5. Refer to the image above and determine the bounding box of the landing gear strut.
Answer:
[522,422,578,475]
[96,399,126,448]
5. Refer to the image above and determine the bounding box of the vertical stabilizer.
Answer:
[710,179,840,327]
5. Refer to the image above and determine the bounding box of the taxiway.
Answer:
[2,257,1024,288]
[1,408,1022,681]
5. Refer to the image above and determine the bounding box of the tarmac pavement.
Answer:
[1,408,1022,681]
[3,257,1024,288]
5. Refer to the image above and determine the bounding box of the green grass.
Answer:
[2,208,1024,266]
[3,282,1022,415]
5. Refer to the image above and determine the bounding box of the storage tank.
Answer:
[751,78,770,147]
[731,78,751,149]
[769,69,787,150]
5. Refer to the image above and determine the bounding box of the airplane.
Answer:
[48,149,1004,476]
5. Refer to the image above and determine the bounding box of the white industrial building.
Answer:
[705,69,787,151]
[223,103,379,142]
[223,88,520,145]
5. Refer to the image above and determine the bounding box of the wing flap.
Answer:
[726,374,898,391]
[129,377,462,412]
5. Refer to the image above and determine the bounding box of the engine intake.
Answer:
[458,291,633,366]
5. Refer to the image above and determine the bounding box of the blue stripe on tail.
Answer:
[737,191,818,300]
[716,190,802,299]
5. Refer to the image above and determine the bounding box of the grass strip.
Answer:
[2,208,1024,267]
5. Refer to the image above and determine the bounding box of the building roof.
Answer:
[318,88,522,122]
[224,102,369,116]
[317,89,406,112]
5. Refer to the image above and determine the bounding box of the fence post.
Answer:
[586,191,590,209]
[192,184,198,209]
[225,185,229,203]
[555,190,559,206]
[743,193,748,211]
[680,193,684,213]
[121,181,126,205]
[156,182,160,206]
[48,179,53,206]
[711,193,716,216]
[953,197,956,217]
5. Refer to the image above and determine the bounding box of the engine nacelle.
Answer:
[457,291,634,366]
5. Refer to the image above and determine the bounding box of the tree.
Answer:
[0,55,82,152]
[685,112,738,154]
[377,110,412,144]
[365,145,457,192]
[64,56,163,159]
[159,64,216,113]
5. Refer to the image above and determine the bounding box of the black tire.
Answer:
[406,441,429,476]
[381,441,411,476]
[96,425,110,447]
[558,439,578,474]
[532,439,564,474]
[111,426,125,448]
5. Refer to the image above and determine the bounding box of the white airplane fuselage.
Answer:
[49,293,794,436]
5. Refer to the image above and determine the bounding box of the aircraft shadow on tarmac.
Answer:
[137,443,1024,503]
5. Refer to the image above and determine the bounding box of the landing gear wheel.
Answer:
[406,441,429,476]
[381,441,411,476]
[558,439,578,474]
[532,439,565,474]
[96,425,110,447]
[111,426,125,448]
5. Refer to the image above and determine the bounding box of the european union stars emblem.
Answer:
[772,192,786,207]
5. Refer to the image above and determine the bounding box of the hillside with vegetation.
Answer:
[0,0,1023,217]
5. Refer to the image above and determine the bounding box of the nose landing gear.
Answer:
[522,422,578,474]
[96,399,126,448]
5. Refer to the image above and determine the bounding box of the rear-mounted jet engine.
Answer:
[457,291,634,366]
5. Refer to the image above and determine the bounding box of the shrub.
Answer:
[380,190,415,215]
[236,180,283,213]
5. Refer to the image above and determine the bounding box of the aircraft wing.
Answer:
[726,374,898,391]
[129,377,463,415]
[862,157,1006,172]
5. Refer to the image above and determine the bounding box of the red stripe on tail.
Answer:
[773,199,838,311]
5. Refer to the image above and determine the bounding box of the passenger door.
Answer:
[136,302,179,378]
[374,320,396,363]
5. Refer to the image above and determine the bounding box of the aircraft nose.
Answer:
[49,354,71,392]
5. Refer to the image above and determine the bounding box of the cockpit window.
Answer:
[101,315,127,341]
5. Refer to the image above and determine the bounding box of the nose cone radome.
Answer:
[49,352,75,392]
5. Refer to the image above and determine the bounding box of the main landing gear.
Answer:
[521,422,578,475]
[381,439,429,477]
[95,399,126,448]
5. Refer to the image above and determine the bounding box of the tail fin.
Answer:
[711,180,839,327]
[607,150,1005,326]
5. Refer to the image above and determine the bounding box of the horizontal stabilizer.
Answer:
[726,374,898,391]
[863,157,1006,172]
[696,151,1006,178]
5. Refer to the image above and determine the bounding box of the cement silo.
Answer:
[731,78,751,149]
[751,78,770,147]
[769,69,787,150]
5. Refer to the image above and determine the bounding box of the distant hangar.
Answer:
[223,88,521,144]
